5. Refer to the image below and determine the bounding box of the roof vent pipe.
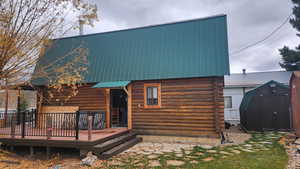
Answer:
[242,69,246,75]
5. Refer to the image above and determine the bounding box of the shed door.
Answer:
[260,94,290,130]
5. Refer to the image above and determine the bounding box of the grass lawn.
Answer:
[192,141,287,169]
[104,132,289,169]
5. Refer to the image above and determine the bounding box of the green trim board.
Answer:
[92,81,131,88]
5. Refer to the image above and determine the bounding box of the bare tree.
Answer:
[0,0,98,116]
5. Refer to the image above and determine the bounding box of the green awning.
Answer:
[92,81,131,88]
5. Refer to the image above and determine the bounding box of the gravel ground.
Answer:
[123,126,251,155]
[286,138,300,169]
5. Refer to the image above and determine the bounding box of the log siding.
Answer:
[42,84,106,112]
[131,77,224,137]
[40,77,225,137]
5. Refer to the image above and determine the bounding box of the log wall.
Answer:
[42,84,106,112]
[40,76,225,137]
[131,77,224,137]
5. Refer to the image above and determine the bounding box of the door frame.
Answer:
[104,85,132,129]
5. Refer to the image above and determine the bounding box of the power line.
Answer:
[230,13,293,56]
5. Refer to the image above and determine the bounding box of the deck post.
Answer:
[10,114,16,138]
[105,89,110,128]
[30,146,34,157]
[10,146,14,152]
[75,111,80,140]
[88,115,92,141]
[127,84,132,129]
[46,116,52,140]
[21,111,25,138]
[46,146,51,159]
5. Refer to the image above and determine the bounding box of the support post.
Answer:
[46,146,51,159]
[105,89,110,128]
[75,111,80,140]
[30,146,34,157]
[127,84,132,129]
[10,146,14,152]
[46,115,52,140]
[11,114,16,138]
[88,115,92,141]
[21,111,25,138]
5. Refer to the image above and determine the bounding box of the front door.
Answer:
[110,89,128,128]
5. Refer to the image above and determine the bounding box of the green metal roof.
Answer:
[32,15,230,85]
[92,81,131,88]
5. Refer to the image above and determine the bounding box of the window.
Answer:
[147,87,158,105]
[144,83,161,108]
[224,96,232,109]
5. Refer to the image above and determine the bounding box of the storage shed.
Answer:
[290,71,300,137]
[240,80,291,131]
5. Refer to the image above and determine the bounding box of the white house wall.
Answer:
[223,87,254,124]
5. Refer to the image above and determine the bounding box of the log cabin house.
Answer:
[0,15,229,157]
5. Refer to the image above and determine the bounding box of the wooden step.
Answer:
[91,129,130,146]
[93,132,137,153]
[99,137,142,160]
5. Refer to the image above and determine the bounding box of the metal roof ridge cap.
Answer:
[53,14,227,41]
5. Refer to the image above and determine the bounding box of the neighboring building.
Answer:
[0,90,37,112]
[290,71,300,137]
[32,15,230,138]
[224,70,292,125]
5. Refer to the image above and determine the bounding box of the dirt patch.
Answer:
[222,126,251,146]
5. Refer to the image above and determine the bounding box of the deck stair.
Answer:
[92,130,142,159]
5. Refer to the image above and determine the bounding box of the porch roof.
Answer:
[92,81,131,88]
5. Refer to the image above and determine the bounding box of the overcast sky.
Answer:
[80,0,298,73]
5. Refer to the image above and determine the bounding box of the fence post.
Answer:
[46,115,52,140]
[21,111,25,138]
[75,111,80,140]
[103,112,106,129]
[88,114,92,141]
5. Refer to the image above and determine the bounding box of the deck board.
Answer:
[0,128,129,148]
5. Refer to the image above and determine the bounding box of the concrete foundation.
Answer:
[137,135,221,146]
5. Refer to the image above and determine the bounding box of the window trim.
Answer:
[144,83,161,108]
[224,96,233,109]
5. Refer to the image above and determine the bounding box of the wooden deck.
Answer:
[0,128,129,149]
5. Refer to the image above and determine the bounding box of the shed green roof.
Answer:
[239,80,289,113]
[32,15,230,85]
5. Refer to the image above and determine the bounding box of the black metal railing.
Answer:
[0,110,106,140]
[78,112,106,130]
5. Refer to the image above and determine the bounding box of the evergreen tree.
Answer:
[280,0,300,71]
